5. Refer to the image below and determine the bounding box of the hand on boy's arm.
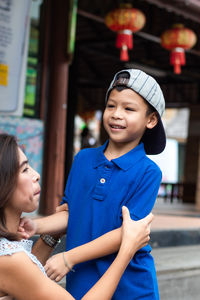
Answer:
[55,203,69,213]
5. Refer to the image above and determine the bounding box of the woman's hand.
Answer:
[44,252,73,282]
[120,206,153,258]
[55,203,69,213]
[17,217,37,239]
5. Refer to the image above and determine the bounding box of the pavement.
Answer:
[150,199,200,248]
[152,244,200,300]
[150,199,200,299]
[152,198,200,230]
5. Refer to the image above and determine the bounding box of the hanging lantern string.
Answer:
[105,4,146,61]
[161,24,197,74]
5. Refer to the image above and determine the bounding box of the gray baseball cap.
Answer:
[105,69,166,155]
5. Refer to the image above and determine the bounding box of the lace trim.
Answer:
[0,238,45,274]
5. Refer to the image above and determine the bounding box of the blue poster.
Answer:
[0,115,44,178]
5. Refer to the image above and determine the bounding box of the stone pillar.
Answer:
[183,105,200,206]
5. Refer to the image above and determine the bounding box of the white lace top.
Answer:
[0,237,46,299]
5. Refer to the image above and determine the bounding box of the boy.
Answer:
[21,69,165,299]
[55,69,166,299]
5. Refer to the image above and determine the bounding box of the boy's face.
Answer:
[103,88,157,147]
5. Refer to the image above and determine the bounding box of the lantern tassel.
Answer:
[174,63,181,75]
[120,44,129,61]
[170,48,185,74]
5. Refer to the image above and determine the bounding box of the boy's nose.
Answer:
[112,108,123,119]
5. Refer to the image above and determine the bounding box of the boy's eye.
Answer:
[107,104,115,108]
[125,107,134,111]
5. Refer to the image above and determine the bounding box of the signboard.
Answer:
[0,0,31,116]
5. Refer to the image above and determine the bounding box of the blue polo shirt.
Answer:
[62,141,161,300]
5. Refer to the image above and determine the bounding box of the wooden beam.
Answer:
[77,9,200,57]
[39,0,70,215]
[143,0,200,23]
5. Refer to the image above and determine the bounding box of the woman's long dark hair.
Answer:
[0,133,20,240]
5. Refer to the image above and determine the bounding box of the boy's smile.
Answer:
[109,124,126,130]
[103,88,156,151]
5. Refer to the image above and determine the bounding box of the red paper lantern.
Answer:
[105,4,146,61]
[161,24,197,74]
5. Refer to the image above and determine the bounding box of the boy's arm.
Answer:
[45,227,122,281]
[67,228,122,264]
[19,210,69,238]
[36,210,69,235]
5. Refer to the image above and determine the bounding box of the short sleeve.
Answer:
[61,152,80,205]
[122,165,162,221]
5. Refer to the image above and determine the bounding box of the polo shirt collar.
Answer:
[93,141,146,171]
[93,141,109,168]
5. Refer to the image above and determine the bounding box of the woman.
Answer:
[0,133,153,300]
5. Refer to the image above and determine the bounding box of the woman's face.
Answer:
[7,147,41,214]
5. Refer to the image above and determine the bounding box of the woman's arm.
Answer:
[0,252,75,300]
[1,250,129,300]
[32,237,56,265]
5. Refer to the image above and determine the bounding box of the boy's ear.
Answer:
[146,112,159,129]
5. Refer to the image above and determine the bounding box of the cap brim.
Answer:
[141,117,166,155]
